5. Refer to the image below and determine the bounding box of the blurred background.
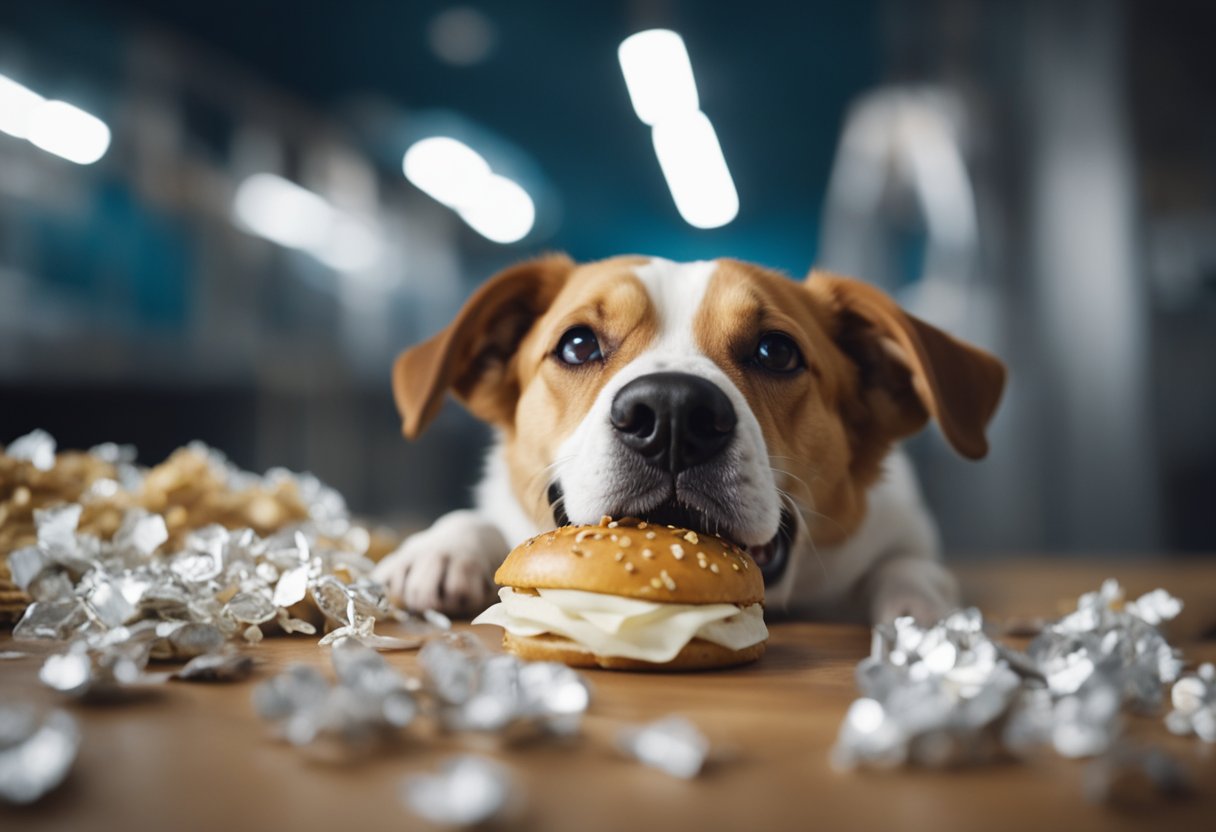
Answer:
[1,0,1213,558]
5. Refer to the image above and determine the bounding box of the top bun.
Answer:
[494,517,764,606]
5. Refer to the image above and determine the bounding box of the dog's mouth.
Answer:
[547,482,794,585]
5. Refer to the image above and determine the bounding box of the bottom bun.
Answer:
[502,631,766,672]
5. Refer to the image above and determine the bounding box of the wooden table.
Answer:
[3,560,1215,832]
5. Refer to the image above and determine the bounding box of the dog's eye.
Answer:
[556,326,603,365]
[753,332,803,374]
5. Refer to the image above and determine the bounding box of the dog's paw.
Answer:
[372,519,502,616]
[868,558,959,626]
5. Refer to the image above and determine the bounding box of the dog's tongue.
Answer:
[748,540,776,567]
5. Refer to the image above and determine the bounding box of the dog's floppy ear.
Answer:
[807,271,1005,460]
[393,254,574,439]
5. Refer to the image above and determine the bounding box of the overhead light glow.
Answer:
[617,29,699,126]
[0,74,45,139]
[651,111,738,229]
[402,136,492,209]
[233,173,335,249]
[402,136,536,243]
[317,213,383,272]
[457,174,536,243]
[232,173,383,271]
[26,100,111,165]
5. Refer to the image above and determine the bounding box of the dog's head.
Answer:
[394,255,1004,584]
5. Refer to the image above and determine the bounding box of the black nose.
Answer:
[609,372,737,473]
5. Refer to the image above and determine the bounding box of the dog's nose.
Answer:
[609,372,737,473]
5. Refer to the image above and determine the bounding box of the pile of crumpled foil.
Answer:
[832,578,1205,801]
[5,429,442,694]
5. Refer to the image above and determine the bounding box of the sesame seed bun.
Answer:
[503,632,767,671]
[494,517,764,606]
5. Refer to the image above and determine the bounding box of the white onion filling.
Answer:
[472,587,767,663]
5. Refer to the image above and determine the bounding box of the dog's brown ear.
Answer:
[807,271,1005,460]
[393,254,574,439]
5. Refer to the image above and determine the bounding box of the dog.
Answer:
[372,255,1005,624]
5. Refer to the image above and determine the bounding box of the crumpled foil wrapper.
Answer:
[833,579,1189,781]
[0,703,81,804]
[254,635,593,754]
[419,635,592,739]
[617,715,710,779]
[1164,662,1216,743]
[254,642,420,749]
[400,755,517,827]
[3,431,447,699]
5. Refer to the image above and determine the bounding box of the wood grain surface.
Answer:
[2,559,1215,832]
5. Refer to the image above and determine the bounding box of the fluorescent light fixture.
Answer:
[458,174,535,244]
[618,29,699,126]
[233,172,383,271]
[317,213,383,272]
[402,136,536,243]
[651,111,738,229]
[233,173,335,249]
[0,74,45,139]
[402,136,492,209]
[26,100,111,165]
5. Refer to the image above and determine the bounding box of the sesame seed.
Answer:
[710,563,720,574]
[645,531,657,540]
[696,551,706,560]
[619,536,632,547]
[575,530,594,543]
[571,546,583,556]
[610,533,618,541]
[600,515,613,526]
[650,577,663,589]
[671,543,684,558]
[625,562,636,573]
[732,563,740,571]
[660,569,676,590]
[684,531,699,544]
[608,521,620,529]
[642,548,655,559]
[638,522,649,529]
[699,561,707,569]
[614,551,624,561]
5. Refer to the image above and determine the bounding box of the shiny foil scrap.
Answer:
[0,704,80,804]
[1165,663,1216,742]
[253,643,418,749]
[400,755,516,828]
[833,579,1195,795]
[420,635,592,738]
[617,715,710,779]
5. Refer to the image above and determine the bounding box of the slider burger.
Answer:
[472,517,767,670]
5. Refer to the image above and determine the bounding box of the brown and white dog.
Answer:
[373,255,1005,624]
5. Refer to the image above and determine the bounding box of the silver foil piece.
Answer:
[174,650,256,682]
[617,715,710,779]
[833,608,1020,771]
[6,428,56,470]
[0,704,80,804]
[1164,662,1216,742]
[253,644,418,748]
[400,756,515,828]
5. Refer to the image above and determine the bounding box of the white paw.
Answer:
[869,558,959,626]
[371,520,502,616]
